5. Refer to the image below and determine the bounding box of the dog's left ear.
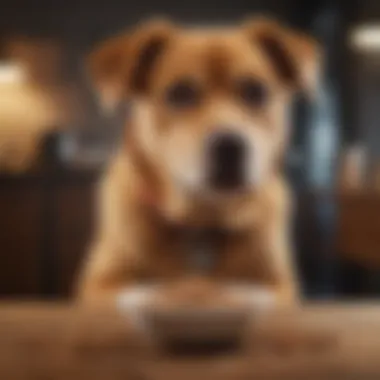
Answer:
[86,19,175,112]
[244,18,322,96]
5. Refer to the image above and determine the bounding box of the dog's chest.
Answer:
[179,228,226,274]
[142,224,268,281]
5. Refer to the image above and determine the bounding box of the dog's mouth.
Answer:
[175,172,251,203]
[207,160,247,193]
[206,132,250,193]
[168,131,261,200]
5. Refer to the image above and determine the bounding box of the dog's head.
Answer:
[88,18,320,200]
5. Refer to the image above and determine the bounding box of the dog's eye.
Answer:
[237,78,268,107]
[165,80,200,108]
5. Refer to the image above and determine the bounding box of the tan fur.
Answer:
[77,17,320,307]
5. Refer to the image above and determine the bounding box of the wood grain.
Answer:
[0,302,379,379]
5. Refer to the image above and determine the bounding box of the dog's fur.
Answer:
[77,18,320,308]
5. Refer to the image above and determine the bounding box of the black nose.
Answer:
[208,132,246,190]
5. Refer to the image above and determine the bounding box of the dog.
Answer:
[77,17,320,315]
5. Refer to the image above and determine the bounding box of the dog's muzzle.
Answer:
[207,132,247,191]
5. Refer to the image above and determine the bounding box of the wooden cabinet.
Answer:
[0,182,44,296]
[337,194,380,268]
[55,183,95,297]
[0,170,97,299]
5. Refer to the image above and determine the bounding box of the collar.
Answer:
[137,182,231,274]
[180,227,228,274]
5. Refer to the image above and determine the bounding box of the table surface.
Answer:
[0,301,379,379]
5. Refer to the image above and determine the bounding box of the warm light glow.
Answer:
[0,62,25,84]
[350,24,380,52]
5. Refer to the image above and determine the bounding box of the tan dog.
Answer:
[77,17,320,313]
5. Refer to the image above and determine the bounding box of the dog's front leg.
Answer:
[225,228,299,311]
[115,284,163,330]
[77,240,161,329]
[224,280,297,312]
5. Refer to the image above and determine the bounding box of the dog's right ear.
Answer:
[87,19,175,112]
[243,18,321,98]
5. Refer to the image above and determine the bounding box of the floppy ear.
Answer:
[244,18,321,96]
[87,19,175,112]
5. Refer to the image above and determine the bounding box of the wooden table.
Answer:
[1,302,380,379]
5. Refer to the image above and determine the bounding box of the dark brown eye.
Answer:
[237,78,268,107]
[165,80,200,108]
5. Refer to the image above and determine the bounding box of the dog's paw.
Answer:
[116,286,160,331]
[224,285,277,311]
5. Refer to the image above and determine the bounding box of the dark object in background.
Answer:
[0,133,97,299]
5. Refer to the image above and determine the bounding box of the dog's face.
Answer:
[88,19,319,199]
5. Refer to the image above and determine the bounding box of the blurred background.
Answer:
[0,0,376,300]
